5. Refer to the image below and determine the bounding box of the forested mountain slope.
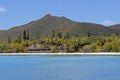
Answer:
[0,14,120,42]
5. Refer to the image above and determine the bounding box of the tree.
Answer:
[57,32,62,38]
[19,31,22,42]
[52,30,55,37]
[23,30,27,40]
[74,33,78,37]
[8,35,11,43]
[87,31,91,37]
[16,31,22,43]
[50,45,58,52]
[8,42,27,53]
[17,35,20,43]
[102,42,112,52]
[115,32,119,36]
[98,39,105,46]
[66,32,70,39]
[26,29,30,40]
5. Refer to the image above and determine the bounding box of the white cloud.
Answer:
[101,20,116,26]
[0,7,6,12]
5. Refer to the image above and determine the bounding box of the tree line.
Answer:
[0,29,120,53]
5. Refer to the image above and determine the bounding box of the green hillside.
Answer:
[0,14,120,43]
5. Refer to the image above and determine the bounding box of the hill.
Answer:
[109,24,120,29]
[0,14,120,42]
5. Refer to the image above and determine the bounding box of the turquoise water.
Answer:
[0,56,120,80]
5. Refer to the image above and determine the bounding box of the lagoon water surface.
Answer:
[0,56,120,80]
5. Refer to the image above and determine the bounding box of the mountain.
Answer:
[0,14,120,42]
[109,24,120,29]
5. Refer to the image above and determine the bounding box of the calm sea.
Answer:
[0,56,120,80]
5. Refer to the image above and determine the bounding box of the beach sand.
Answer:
[0,53,120,56]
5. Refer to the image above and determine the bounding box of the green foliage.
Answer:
[89,42,98,52]
[1,33,120,53]
[102,42,112,52]
[50,45,58,52]
[26,29,30,40]
[23,30,27,40]
[8,35,11,43]
[111,40,120,52]
[0,43,8,52]
[8,42,27,53]
[80,37,95,48]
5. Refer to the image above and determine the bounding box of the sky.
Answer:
[0,0,120,30]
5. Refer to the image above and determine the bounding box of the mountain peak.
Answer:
[40,14,54,20]
[44,14,53,17]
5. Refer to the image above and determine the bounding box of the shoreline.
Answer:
[0,53,120,56]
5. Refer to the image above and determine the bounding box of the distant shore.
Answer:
[0,53,120,56]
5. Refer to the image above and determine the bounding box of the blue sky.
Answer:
[0,0,120,30]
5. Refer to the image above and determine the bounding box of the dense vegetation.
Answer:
[0,31,120,53]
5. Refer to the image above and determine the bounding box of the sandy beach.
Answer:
[0,53,120,56]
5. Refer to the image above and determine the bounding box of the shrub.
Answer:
[82,45,92,52]
[8,42,27,53]
[50,45,58,52]
[102,42,112,52]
